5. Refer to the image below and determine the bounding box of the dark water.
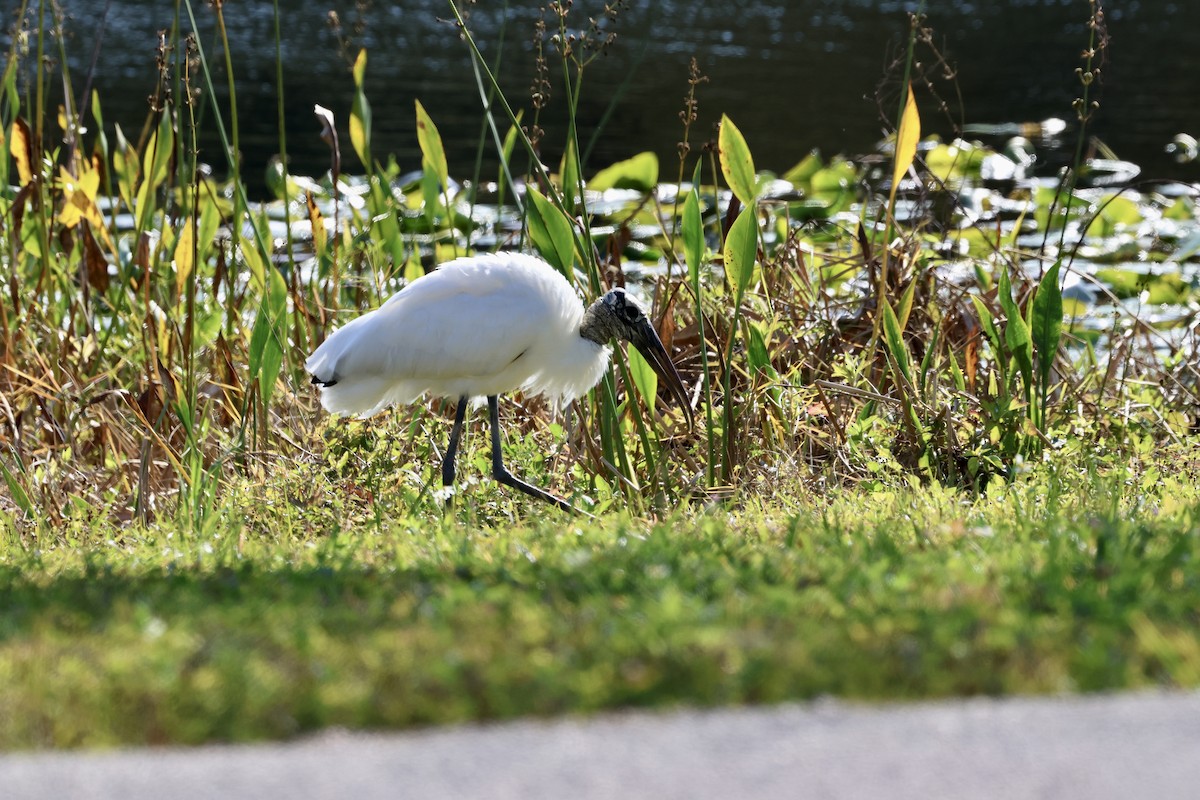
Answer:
[13,1,1200,194]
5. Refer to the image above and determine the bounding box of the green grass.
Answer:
[2,448,1199,748]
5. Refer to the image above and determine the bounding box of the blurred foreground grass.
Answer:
[2,448,1198,749]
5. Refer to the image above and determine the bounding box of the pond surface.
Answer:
[18,0,1200,193]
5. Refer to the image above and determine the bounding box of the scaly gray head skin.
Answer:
[581,288,693,428]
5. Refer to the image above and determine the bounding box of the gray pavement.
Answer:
[3,691,1199,799]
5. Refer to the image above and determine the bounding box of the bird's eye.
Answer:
[621,304,641,323]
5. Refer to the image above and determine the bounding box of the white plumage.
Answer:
[307,252,691,513]
[307,253,609,416]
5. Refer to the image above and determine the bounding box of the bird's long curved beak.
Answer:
[629,318,694,430]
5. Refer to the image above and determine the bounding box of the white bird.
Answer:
[306,252,691,513]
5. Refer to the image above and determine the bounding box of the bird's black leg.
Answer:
[441,396,469,507]
[487,395,591,517]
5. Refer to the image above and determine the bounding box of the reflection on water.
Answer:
[14,0,1200,194]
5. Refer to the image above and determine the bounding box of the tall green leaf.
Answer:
[1031,259,1063,385]
[525,186,575,279]
[1031,258,1064,426]
[998,267,1033,401]
[415,99,449,194]
[881,299,914,387]
[681,188,704,285]
[723,204,758,305]
[559,137,581,214]
[134,111,174,231]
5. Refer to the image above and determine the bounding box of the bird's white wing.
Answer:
[306,257,575,414]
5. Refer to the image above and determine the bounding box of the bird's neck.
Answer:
[579,298,611,345]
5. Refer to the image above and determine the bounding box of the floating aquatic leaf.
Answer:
[590,152,659,193]
[809,159,857,193]
[783,150,823,185]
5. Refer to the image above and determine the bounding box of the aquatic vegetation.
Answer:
[1,0,1198,532]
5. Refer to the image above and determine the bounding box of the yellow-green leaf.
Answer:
[895,272,918,331]
[145,110,174,189]
[627,346,658,418]
[9,117,33,187]
[783,150,823,185]
[241,234,268,294]
[175,218,195,297]
[723,204,758,304]
[888,85,920,211]
[403,253,424,283]
[718,114,757,206]
[352,49,368,88]
[415,99,448,193]
[350,92,371,168]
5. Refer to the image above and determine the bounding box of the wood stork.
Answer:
[306,252,691,513]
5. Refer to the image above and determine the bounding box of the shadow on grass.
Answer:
[0,508,1197,748]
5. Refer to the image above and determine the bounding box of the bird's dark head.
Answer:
[580,288,645,346]
[581,288,693,428]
